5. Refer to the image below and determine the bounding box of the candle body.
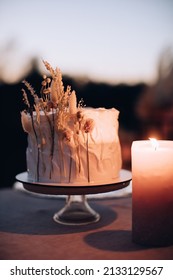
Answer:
[132,140,173,246]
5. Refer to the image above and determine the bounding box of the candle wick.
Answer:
[149,138,158,150]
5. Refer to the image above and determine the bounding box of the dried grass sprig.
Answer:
[54,68,64,103]
[42,108,55,179]
[78,98,86,109]
[22,89,30,109]
[86,133,90,182]
[40,76,51,103]
[42,60,55,78]
[30,109,40,181]
[22,80,39,105]
[34,105,40,125]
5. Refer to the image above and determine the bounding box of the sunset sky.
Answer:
[0,0,173,84]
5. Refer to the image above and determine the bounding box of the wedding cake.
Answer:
[21,61,122,184]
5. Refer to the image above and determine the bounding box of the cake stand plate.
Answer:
[16,169,131,225]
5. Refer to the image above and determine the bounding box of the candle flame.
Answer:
[149,138,159,150]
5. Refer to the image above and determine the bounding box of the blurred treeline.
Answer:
[1,49,173,187]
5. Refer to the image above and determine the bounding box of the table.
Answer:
[0,187,173,260]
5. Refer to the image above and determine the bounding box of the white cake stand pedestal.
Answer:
[16,169,131,225]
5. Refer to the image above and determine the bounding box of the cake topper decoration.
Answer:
[21,60,95,182]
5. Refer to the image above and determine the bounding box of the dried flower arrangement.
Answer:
[21,60,94,182]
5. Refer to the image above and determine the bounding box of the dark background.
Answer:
[1,59,173,188]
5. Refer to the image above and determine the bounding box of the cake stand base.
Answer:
[53,195,100,225]
[16,169,132,226]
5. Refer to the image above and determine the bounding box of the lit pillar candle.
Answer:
[131,139,173,246]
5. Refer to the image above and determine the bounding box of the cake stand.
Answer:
[16,169,131,225]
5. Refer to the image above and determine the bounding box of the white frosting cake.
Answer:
[21,61,122,184]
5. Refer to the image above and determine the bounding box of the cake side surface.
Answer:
[25,107,122,183]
